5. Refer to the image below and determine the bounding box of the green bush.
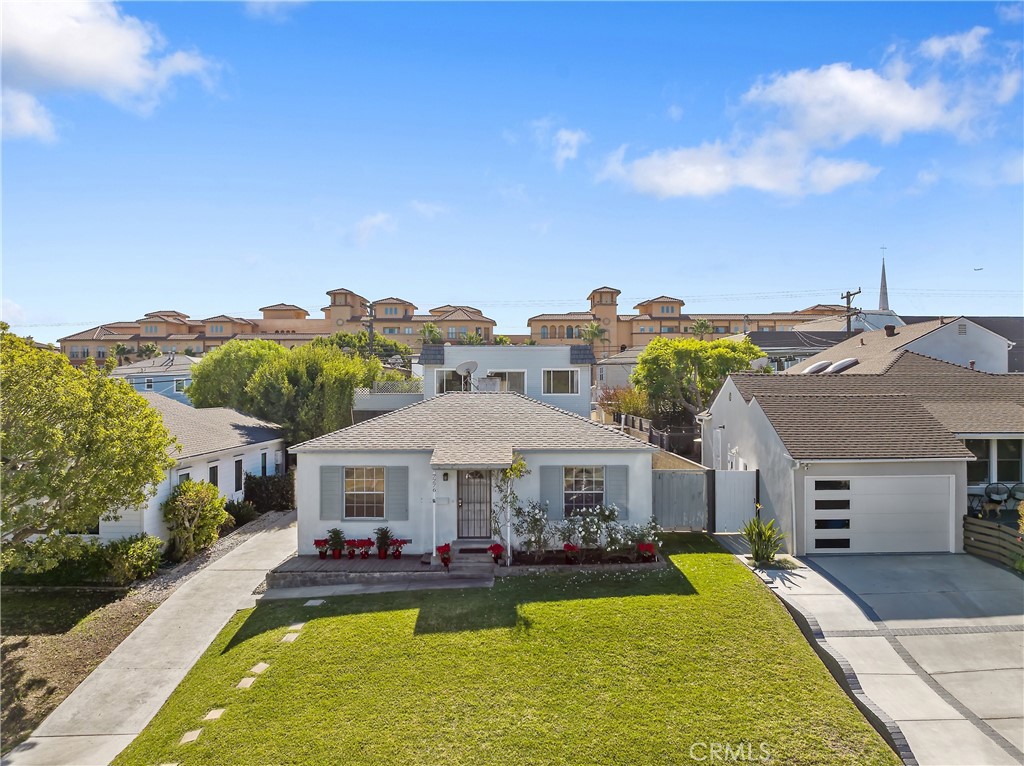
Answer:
[161,480,228,562]
[243,471,294,513]
[226,499,259,525]
[741,517,785,564]
[103,534,163,585]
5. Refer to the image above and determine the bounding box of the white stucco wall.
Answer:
[905,320,1009,373]
[295,448,653,555]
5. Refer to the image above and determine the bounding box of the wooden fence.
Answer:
[963,515,1023,570]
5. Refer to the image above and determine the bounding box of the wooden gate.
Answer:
[457,470,492,538]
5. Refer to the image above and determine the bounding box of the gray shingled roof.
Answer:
[139,393,284,460]
[291,392,655,458]
[569,345,596,364]
[110,355,201,377]
[754,395,973,460]
[418,344,444,365]
[785,319,952,374]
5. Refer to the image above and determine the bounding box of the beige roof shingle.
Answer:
[785,319,957,374]
[140,393,284,460]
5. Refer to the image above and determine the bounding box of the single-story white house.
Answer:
[98,393,285,543]
[701,352,1024,556]
[292,392,655,555]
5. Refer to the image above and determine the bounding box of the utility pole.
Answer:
[840,287,862,338]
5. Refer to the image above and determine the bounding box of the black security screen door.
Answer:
[457,470,492,538]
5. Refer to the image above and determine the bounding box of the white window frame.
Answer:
[542,369,579,395]
[145,378,154,390]
[174,379,187,393]
[435,368,467,394]
[486,369,527,394]
[563,466,604,516]
[344,466,386,519]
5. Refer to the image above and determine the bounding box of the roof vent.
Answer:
[802,360,832,374]
[823,358,859,373]
[884,324,897,337]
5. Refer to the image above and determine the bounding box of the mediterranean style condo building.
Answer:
[58,288,496,365]
[58,284,847,365]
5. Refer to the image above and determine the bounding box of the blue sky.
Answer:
[3,1,1022,342]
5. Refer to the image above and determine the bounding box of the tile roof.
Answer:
[528,312,596,322]
[59,324,139,342]
[372,297,417,306]
[139,393,284,460]
[785,319,957,374]
[429,304,483,315]
[634,296,686,308]
[754,394,973,460]
[166,333,202,341]
[433,307,494,322]
[259,303,309,313]
[291,392,655,455]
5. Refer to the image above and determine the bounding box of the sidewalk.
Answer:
[3,512,298,766]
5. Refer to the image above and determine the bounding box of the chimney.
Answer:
[884,324,897,337]
[969,360,976,370]
[859,337,866,346]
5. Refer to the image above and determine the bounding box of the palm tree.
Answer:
[111,342,131,366]
[419,322,443,344]
[137,342,162,360]
[494,335,511,346]
[691,318,713,341]
[461,332,484,345]
[579,321,608,349]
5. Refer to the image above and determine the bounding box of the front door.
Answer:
[457,470,492,538]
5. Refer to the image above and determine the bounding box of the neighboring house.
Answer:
[902,315,1024,373]
[787,310,906,334]
[97,393,285,544]
[292,392,655,555]
[785,317,1013,375]
[109,354,200,404]
[725,330,851,372]
[353,344,596,420]
[594,346,645,390]
[701,352,1024,556]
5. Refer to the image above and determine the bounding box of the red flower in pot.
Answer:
[637,542,657,562]
[314,539,329,559]
[563,542,579,564]
[390,539,409,559]
[487,542,505,564]
[436,543,452,570]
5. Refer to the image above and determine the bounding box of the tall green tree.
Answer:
[1,326,176,572]
[314,331,412,363]
[111,342,131,366]
[137,342,162,360]
[579,321,609,349]
[631,337,764,418]
[187,339,288,412]
[244,343,391,444]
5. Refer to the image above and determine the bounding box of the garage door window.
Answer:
[814,480,850,491]
[815,538,851,549]
[815,519,850,530]
[814,499,851,510]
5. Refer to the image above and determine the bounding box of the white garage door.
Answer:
[805,475,955,554]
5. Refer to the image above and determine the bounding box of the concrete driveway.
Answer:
[811,554,1024,766]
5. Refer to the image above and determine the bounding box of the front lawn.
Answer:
[114,534,898,765]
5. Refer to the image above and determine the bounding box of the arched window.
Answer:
[540,326,549,339]
[549,325,556,338]
[566,326,574,339]
[575,325,582,337]
[557,326,565,339]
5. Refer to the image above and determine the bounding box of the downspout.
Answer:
[789,457,799,556]
[431,469,437,561]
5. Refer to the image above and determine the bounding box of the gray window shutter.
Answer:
[539,466,563,520]
[386,466,409,521]
[606,465,629,520]
[320,466,343,521]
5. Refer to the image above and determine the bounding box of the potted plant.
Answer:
[345,538,359,559]
[327,528,345,560]
[563,542,579,564]
[358,538,373,559]
[374,526,394,559]
[390,538,409,559]
[314,538,330,560]
[436,543,452,570]
[487,542,505,564]
[637,541,657,563]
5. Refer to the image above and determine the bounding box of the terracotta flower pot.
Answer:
[378,550,388,560]
[318,550,327,559]
[348,549,356,559]
[360,550,369,559]
[332,549,342,559]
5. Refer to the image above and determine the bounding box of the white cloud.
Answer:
[244,1,309,21]
[667,104,684,122]
[1,88,55,142]
[996,3,1024,24]
[1,299,26,324]
[553,128,589,170]
[1,1,214,140]
[601,29,1019,198]
[352,212,394,246]
[410,200,447,219]
[919,26,991,61]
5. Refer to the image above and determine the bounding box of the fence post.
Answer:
[755,468,761,517]
[706,469,716,533]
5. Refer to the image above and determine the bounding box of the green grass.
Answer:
[113,534,898,766]
[0,590,124,636]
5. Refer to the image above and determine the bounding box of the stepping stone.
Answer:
[180,729,202,744]
[250,662,270,675]
[203,708,225,721]
[288,622,305,631]
[237,677,256,689]
[303,599,324,606]
[281,632,300,643]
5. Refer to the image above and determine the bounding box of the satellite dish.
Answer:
[455,360,478,377]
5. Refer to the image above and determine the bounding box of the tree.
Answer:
[491,453,531,553]
[690,318,713,341]
[579,321,608,348]
[419,323,443,344]
[161,480,227,562]
[460,331,484,345]
[111,342,131,366]
[137,342,161,360]
[494,335,511,346]
[187,339,288,412]
[314,331,413,364]
[1,326,176,572]
[631,337,765,419]
[245,342,390,444]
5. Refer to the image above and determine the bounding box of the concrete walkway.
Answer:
[3,512,298,766]
[764,556,1024,766]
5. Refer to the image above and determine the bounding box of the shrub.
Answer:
[219,512,237,538]
[243,471,294,513]
[226,499,259,526]
[161,480,228,562]
[103,534,163,585]
[741,517,785,564]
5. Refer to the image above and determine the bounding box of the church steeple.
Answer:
[878,258,889,311]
